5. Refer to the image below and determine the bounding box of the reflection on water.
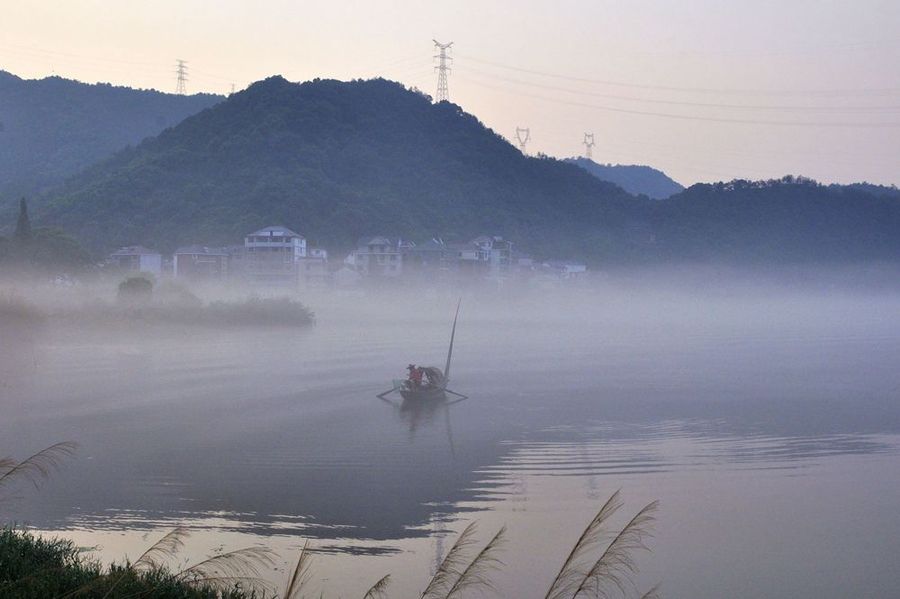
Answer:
[3,290,900,598]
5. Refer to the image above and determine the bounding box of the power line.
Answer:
[175,59,188,95]
[456,52,900,97]
[458,75,900,128]
[433,40,453,102]
[0,42,165,68]
[461,65,900,113]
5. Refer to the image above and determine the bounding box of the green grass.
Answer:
[0,528,254,598]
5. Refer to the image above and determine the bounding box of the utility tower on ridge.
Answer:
[433,40,453,102]
[175,59,189,95]
[516,127,531,155]
[583,132,595,160]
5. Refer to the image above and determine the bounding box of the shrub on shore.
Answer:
[0,293,314,329]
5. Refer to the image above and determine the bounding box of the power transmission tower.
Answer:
[175,59,188,95]
[516,127,531,154]
[583,132,595,160]
[433,40,453,102]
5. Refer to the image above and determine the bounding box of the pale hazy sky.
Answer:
[3,0,899,186]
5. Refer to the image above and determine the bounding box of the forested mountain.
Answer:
[0,70,221,206]
[567,157,684,199]
[36,76,900,265]
[40,76,642,258]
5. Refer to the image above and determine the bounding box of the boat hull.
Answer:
[399,387,447,402]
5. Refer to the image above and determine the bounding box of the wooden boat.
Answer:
[378,300,467,403]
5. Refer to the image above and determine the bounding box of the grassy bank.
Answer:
[0,529,253,598]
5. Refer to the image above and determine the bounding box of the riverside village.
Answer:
[106,226,588,288]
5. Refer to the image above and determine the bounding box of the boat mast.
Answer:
[443,299,461,385]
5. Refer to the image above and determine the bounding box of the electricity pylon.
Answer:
[583,132,595,160]
[516,127,531,154]
[175,59,188,95]
[433,40,453,102]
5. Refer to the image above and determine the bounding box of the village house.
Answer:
[443,236,513,280]
[470,235,513,278]
[173,246,229,279]
[400,238,456,279]
[343,235,516,284]
[346,237,403,278]
[542,260,587,280]
[107,246,162,275]
[301,247,329,286]
[239,225,308,286]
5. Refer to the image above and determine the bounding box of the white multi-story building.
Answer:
[242,226,307,286]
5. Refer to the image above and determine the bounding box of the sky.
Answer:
[2,0,899,186]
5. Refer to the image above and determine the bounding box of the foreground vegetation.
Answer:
[2,445,659,598]
[0,529,254,599]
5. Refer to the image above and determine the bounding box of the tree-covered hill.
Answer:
[0,70,221,206]
[36,76,900,265]
[566,157,684,199]
[829,182,900,200]
[40,76,643,258]
[651,177,900,263]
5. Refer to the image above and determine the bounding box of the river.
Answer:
[3,285,900,598]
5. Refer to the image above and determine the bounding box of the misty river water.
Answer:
[3,284,900,598]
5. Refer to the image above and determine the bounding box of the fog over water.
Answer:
[2,273,900,598]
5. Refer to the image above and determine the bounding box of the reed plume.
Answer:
[442,526,507,599]
[131,527,190,571]
[177,546,277,595]
[282,540,313,599]
[94,527,191,599]
[0,441,78,490]
[570,500,658,599]
[421,522,479,599]
[363,574,392,599]
[544,490,623,599]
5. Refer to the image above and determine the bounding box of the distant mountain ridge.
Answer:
[0,70,222,209]
[567,157,684,199]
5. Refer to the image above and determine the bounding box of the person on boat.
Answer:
[406,364,423,389]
